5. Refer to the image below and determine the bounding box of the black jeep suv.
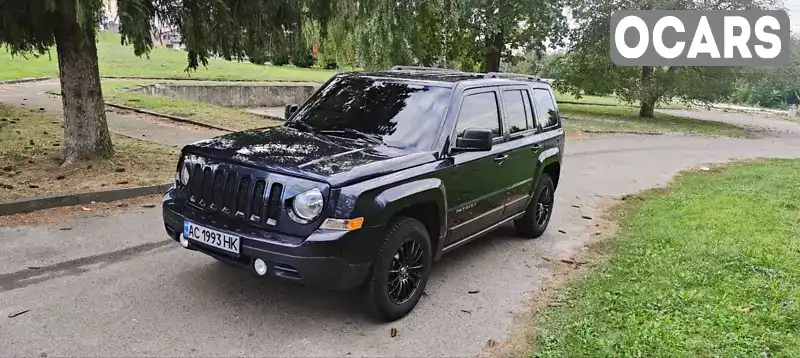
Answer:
[162,67,565,321]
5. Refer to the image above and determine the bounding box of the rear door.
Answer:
[441,87,509,245]
[496,86,540,218]
[530,87,563,162]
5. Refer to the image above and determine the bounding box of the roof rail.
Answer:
[390,65,463,72]
[484,72,541,81]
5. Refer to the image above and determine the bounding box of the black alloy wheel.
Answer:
[514,173,556,238]
[362,217,432,322]
[387,238,425,304]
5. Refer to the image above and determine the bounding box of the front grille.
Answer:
[181,158,284,226]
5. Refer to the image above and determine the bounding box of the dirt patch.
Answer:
[0,104,179,201]
[0,194,161,227]
[483,196,622,358]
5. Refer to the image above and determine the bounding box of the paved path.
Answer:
[658,108,800,138]
[4,120,800,356]
[0,80,224,147]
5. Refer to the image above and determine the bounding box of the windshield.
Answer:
[290,75,452,150]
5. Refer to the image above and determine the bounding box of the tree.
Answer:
[560,0,782,117]
[731,35,800,108]
[318,0,567,72]
[0,0,336,165]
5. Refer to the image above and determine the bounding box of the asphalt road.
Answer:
[3,113,800,357]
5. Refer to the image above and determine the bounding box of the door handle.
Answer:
[493,153,509,164]
[530,143,543,151]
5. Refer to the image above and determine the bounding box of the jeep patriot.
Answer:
[162,66,565,321]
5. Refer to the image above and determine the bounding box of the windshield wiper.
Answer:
[285,120,315,133]
[318,128,383,145]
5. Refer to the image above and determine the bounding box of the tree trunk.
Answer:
[639,66,656,118]
[483,32,503,73]
[54,0,114,166]
[639,98,655,117]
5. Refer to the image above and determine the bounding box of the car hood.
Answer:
[183,126,435,186]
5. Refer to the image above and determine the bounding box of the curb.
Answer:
[43,91,239,133]
[0,183,173,216]
[104,102,238,132]
[100,75,324,84]
[579,129,664,136]
[0,77,55,85]
[556,100,629,107]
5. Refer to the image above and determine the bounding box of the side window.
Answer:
[501,90,530,135]
[455,92,502,138]
[532,89,559,129]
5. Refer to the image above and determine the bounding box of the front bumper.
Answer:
[162,189,379,291]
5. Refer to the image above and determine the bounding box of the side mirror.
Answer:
[454,128,493,152]
[284,104,300,120]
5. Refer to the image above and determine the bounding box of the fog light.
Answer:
[253,258,267,276]
[179,233,190,248]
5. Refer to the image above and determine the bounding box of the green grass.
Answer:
[531,159,800,357]
[47,80,282,131]
[1,31,336,82]
[559,103,754,138]
[101,80,281,131]
[0,103,178,200]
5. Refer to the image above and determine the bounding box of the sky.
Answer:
[789,0,800,34]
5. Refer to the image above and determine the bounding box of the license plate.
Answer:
[183,220,240,254]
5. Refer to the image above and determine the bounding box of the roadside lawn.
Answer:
[531,159,800,357]
[101,81,282,131]
[560,103,755,138]
[46,80,282,132]
[0,31,336,82]
[0,104,179,201]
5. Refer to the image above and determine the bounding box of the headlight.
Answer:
[290,188,324,223]
[180,165,190,185]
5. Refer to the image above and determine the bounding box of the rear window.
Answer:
[292,75,453,150]
[532,89,559,129]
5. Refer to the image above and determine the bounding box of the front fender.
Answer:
[370,178,446,237]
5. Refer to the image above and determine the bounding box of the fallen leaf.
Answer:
[80,207,92,211]
[390,328,398,338]
[468,290,480,294]
[8,309,30,318]
[740,306,755,312]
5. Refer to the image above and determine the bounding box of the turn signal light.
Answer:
[320,217,364,231]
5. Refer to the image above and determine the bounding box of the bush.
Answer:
[271,53,290,66]
[292,52,316,68]
[323,58,338,70]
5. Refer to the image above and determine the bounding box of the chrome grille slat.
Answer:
[181,155,285,227]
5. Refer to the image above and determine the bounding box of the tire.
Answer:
[514,173,556,238]
[361,217,433,322]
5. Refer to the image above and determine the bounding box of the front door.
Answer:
[441,88,509,246]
